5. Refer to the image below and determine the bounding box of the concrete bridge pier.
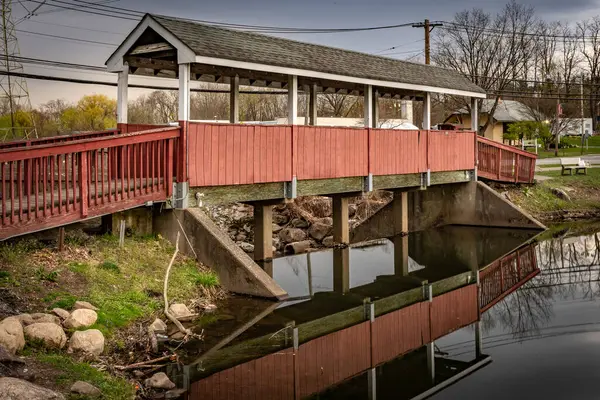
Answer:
[252,202,274,275]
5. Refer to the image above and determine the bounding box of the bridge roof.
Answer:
[106,14,486,98]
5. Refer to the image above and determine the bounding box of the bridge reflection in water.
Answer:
[181,229,540,400]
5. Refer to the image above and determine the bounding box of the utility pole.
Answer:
[581,73,585,155]
[0,0,36,141]
[412,19,443,65]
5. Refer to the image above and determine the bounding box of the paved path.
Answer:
[537,155,600,166]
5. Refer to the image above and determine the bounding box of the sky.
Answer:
[11,0,600,107]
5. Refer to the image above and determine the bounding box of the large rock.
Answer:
[63,309,97,329]
[70,381,101,397]
[144,372,176,390]
[30,313,61,326]
[308,218,333,241]
[73,301,99,311]
[272,223,283,233]
[552,187,571,202]
[51,308,70,320]
[24,323,67,349]
[168,304,194,321]
[237,242,254,253]
[67,329,104,356]
[279,228,307,244]
[149,318,167,334]
[322,236,335,248]
[13,314,34,327]
[0,317,25,355]
[272,213,289,225]
[289,219,310,229]
[0,377,65,399]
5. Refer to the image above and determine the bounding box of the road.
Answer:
[537,154,600,166]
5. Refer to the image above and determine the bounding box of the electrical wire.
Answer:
[22,18,126,35]
[15,28,118,46]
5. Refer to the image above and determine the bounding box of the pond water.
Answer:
[175,221,600,400]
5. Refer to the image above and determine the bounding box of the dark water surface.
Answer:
[176,222,600,400]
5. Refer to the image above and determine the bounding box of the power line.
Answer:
[22,18,126,35]
[15,28,117,46]
[439,21,595,41]
[372,39,424,55]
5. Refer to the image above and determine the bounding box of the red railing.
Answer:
[479,243,539,313]
[0,129,119,150]
[477,136,537,184]
[0,127,179,240]
[187,123,477,187]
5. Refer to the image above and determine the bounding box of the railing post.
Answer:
[79,152,88,218]
[365,128,373,192]
[497,149,502,180]
[166,139,174,198]
[514,154,519,183]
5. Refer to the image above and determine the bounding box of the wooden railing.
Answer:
[0,127,179,240]
[477,136,537,184]
[479,243,539,313]
[187,123,477,187]
[0,129,120,151]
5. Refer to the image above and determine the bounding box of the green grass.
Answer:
[511,168,600,214]
[27,350,135,399]
[43,292,78,310]
[563,136,600,147]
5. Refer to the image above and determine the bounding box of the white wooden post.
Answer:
[471,97,479,133]
[309,83,318,126]
[423,92,431,130]
[230,75,239,123]
[288,75,298,124]
[117,63,128,124]
[178,63,190,122]
[371,89,379,128]
[364,84,373,127]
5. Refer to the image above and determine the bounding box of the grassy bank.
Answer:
[503,168,600,220]
[0,229,221,398]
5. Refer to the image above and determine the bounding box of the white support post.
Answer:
[117,63,128,124]
[309,83,318,126]
[471,97,479,133]
[178,63,191,122]
[371,89,379,128]
[423,92,431,130]
[364,84,373,127]
[230,75,240,124]
[288,75,298,124]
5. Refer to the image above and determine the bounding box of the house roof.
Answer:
[454,100,541,122]
[106,14,486,98]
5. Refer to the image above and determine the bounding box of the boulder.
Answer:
[73,301,99,311]
[322,236,335,248]
[144,372,176,390]
[0,377,65,399]
[279,228,307,243]
[13,314,34,327]
[149,318,167,334]
[203,304,217,313]
[273,213,289,225]
[552,187,571,202]
[235,232,248,242]
[308,218,333,241]
[289,219,310,229]
[0,317,25,355]
[284,240,312,255]
[63,309,97,329]
[70,381,102,397]
[0,345,24,364]
[24,323,67,349]
[67,329,104,356]
[30,313,61,326]
[272,223,283,233]
[237,242,254,253]
[51,308,70,320]
[168,304,194,321]
[348,203,358,218]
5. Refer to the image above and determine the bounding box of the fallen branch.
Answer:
[115,355,175,371]
[163,232,200,339]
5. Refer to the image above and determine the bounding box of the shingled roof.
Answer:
[108,14,485,97]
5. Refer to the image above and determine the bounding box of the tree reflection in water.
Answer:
[482,232,600,339]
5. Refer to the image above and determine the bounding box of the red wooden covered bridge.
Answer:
[0,14,536,243]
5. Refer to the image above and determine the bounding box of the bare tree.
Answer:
[577,17,600,132]
[433,1,537,135]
